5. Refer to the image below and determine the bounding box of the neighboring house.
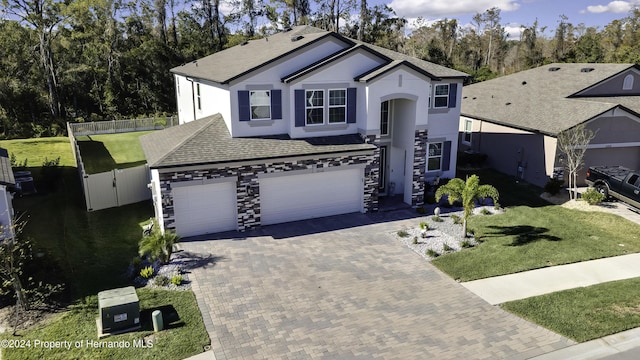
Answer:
[140,25,467,237]
[460,63,640,187]
[0,148,15,240]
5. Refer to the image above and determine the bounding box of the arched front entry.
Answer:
[377,97,426,207]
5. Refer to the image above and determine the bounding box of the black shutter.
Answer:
[448,83,457,108]
[271,90,282,120]
[347,87,357,124]
[442,141,452,171]
[238,90,250,121]
[295,90,306,127]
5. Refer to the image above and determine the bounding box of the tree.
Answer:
[556,124,596,200]
[435,175,499,238]
[1,0,68,119]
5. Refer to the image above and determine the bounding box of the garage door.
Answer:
[173,181,237,237]
[260,168,363,225]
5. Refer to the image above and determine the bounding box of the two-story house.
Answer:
[460,63,640,187]
[140,25,467,237]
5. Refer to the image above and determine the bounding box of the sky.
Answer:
[378,0,640,38]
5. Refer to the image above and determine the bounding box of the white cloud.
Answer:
[389,0,521,19]
[504,23,523,39]
[584,0,639,14]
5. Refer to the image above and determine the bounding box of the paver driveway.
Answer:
[178,211,573,359]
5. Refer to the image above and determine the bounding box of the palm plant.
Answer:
[435,175,499,238]
[139,231,180,264]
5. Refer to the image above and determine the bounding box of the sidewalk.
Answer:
[461,253,640,305]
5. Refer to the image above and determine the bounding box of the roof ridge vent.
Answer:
[291,35,304,42]
[549,67,561,72]
[581,67,595,73]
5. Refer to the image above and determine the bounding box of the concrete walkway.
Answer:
[462,253,640,305]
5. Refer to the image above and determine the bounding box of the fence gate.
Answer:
[83,171,118,211]
[83,166,151,211]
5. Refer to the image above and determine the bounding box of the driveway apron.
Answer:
[178,212,573,360]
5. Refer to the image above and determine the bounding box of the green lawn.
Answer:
[502,278,640,342]
[456,168,550,207]
[76,131,153,174]
[0,137,210,359]
[1,288,210,360]
[0,137,76,168]
[432,206,640,281]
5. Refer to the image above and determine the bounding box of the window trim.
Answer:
[305,89,325,126]
[249,90,272,121]
[196,83,201,110]
[462,119,473,145]
[380,101,390,136]
[328,88,347,124]
[433,84,449,109]
[427,142,443,172]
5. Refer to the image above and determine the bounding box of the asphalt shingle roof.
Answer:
[139,115,376,168]
[461,63,639,135]
[171,25,468,84]
[0,148,14,186]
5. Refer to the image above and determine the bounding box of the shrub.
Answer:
[443,243,453,252]
[544,179,564,195]
[171,274,183,286]
[140,266,154,279]
[480,208,492,215]
[154,275,170,286]
[460,239,474,248]
[412,236,418,245]
[582,188,606,205]
[416,207,427,214]
[494,202,501,210]
[451,214,462,224]
[419,221,429,230]
[426,249,440,258]
[397,230,409,238]
[139,231,181,264]
[431,215,443,222]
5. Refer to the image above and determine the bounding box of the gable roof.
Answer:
[171,25,467,84]
[461,63,639,136]
[139,115,376,168]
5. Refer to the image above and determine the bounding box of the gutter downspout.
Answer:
[186,77,196,122]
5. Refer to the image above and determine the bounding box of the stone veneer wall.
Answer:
[158,150,377,232]
[411,129,428,207]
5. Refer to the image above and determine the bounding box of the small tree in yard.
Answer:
[435,175,499,238]
[557,124,596,200]
[139,231,180,265]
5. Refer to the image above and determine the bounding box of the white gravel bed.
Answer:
[394,206,503,261]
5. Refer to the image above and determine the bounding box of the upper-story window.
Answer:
[380,101,390,136]
[295,88,356,127]
[433,84,449,108]
[328,89,347,123]
[305,90,324,125]
[196,83,201,110]
[250,90,271,120]
[623,74,634,90]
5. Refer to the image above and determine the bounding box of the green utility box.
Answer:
[98,286,141,335]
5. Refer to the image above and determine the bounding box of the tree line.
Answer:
[1,0,639,139]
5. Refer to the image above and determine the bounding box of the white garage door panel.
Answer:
[260,168,363,225]
[173,182,237,237]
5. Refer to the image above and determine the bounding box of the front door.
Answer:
[379,145,388,196]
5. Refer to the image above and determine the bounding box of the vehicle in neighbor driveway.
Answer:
[586,166,640,208]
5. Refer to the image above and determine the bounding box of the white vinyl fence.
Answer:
[67,117,175,211]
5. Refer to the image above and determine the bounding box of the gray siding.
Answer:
[578,69,640,96]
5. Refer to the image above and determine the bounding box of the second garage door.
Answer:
[173,181,237,237]
[260,168,363,225]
